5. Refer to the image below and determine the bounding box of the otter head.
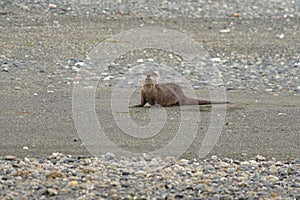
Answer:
[142,71,158,85]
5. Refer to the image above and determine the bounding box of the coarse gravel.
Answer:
[1,153,300,199]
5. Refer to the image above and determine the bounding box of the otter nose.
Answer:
[146,75,151,78]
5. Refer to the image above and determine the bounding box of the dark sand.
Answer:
[0,12,299,160]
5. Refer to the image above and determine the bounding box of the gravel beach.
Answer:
[1,153,299,199]
[0,0,299,199]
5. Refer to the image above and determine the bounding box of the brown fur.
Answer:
[130,71,228,107]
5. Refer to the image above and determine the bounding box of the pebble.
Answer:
[70,66,80,72]
[276,33,285,39]
[179,159,189,166]
[75,61,85,67]
[210,58,221,62]
[277,113,286,116]
[1,67,8,72]
[46,188,58,196]
[4,155,17,160]
[103,76,114,81]
[219,29,231,33]
[255,155,266,161]
[48,3,57,9]
[265,88,273,92]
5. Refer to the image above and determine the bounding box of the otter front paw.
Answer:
[129,104,144,108]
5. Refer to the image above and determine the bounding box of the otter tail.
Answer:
[181,96,229,105]
[198,100,229,105]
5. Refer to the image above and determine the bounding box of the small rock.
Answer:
[256,155,266,161]
[48,3,57,9]
[149,158,159,167]
[269,165,278,174]
[230,13,240,17]
[20,5,30,11]
[71,66,80,72]
[164,156,177,164]
[69,180,78,186]
[278,168,288,175]
[265,88,273,92]
[210,58,221,62]
[276,33,284,39]
[122,171,130,176]
[75,61,85,67]
[219,29,230,33]
[175,193,185,198]
[15,86,22,90]
[46,188,58,196]
[266,175,279,183]
[227,167,236,174]
[137,59,144,63]
[135,170,147,177]
[62,157,77,163]
[211,155,218,160]
[109,188,118,195]
[277,113,286,116]
[83,86,94,89]
[218,162,230,168]
[105,152,115,160]
[226,87,235,91]
[110,181,120,187]
[238,181,248,187]
[1,67,8,72]
[179,159,189,166]
[103,76,114,81]
[5,155,17,160]
[46,170,66,179]
[111,194,119,200]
